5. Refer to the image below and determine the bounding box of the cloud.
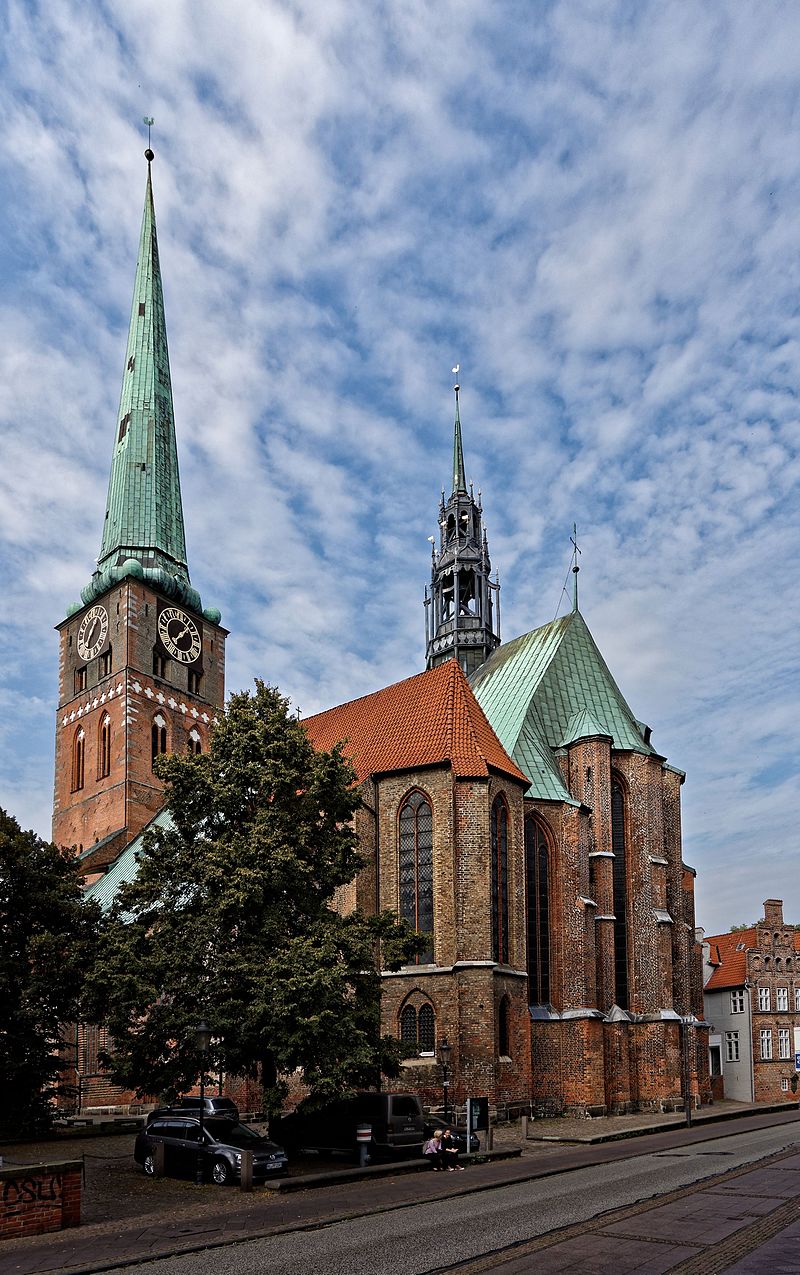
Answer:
[0,0,799,934]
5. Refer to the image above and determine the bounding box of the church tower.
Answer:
[53,148,226,872]
[425,378,500,675]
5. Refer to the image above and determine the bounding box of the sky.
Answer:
[0,0,798,937]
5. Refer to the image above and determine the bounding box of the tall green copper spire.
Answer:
[452,371,467,495]
[81,148,202,614]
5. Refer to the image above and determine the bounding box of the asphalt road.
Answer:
[120,1120,800,1275]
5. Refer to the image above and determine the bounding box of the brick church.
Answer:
[56,152,710,1116]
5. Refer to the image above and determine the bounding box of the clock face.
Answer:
[158,606,202,664]
[77,605,109,661]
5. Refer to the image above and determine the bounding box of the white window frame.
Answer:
[781,1077,790,1092]
[725,1031,740,1062]
[730,989,745,1013]
[760,1028,773,1060]
[776,986,789,1012]
[757,986,771,1012]
[795,987,800,1012]
[778,1028,791,1059]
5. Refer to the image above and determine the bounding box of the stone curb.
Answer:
[527,1099,799,1144]
[264,1145,520,1192]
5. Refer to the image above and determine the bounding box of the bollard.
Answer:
[239,1150,254,1192]
[356,1123,372,1168]
[521,1114,528,1141]
[153,1141,165,1177]
[487,1124,494,1151]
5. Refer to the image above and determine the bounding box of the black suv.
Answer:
[134,1116,287,1185]
[146,1096,239,1126]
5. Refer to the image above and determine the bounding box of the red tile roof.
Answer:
[303,659,530,786]
[704,927,800,990]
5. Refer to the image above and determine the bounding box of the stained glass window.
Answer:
[399,792,434,963]
[491,798,509,964]
[525,817,550,1004]
[611,779,629,1009]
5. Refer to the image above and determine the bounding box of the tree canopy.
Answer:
[0,809,103,1136]
[86,681,421,1114]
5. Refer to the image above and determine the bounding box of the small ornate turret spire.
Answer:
[425,372,500,675]
[451,366,467,495]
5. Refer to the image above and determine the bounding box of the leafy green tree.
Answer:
[86,682,421,1115]
[0,809,103,1136]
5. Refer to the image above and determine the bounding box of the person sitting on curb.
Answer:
[423,1128,445,1169]
[441,1126,465,1171]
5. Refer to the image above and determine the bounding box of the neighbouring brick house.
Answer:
[701,900,800,1104]
[55,151,709,1118]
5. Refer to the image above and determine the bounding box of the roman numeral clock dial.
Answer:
[158,606,202,664]
[77,604,109,661]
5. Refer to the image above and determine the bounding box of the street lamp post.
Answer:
[680,1014,693,1128]
[194,1020,211,1186]
[438,1038,452,1124]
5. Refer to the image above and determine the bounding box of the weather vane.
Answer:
[571,523,581,611]
[143,116,155,161]
[452,363,460,401]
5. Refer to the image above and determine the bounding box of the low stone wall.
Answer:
[0,1160,81,1240]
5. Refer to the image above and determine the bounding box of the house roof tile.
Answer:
[704,926,800,990]
[302,659,529,786]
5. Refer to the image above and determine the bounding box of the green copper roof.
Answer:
[81,156,202,614]
[470,610,655,802]
[452,388,467,494]
[84,808,172,913]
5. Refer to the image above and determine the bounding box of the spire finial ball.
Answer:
[145,148,155,162]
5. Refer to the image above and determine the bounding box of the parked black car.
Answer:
[145,1096,239,1126]
[277,1091,425,1158]
[135,1116,287,1185]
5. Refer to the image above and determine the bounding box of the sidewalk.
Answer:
[0,1104,797,1275]
[497,1097,798,1147]
[450,1140,800,1273]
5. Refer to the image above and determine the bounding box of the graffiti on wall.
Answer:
[2,1172,63,1219]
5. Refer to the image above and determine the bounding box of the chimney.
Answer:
[763,899,784,928]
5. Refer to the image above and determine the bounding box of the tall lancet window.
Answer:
[525,816,550,1004]
[611,777,629,1009]
[399,791,434,963]
[72,728,85,792]
[98,714,112,778]
[151,714,168,768]
[491,797,509,964]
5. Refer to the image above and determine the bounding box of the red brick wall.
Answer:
[0,1162,81,1240]
[746,912,800,1103]
[53,581,226,856]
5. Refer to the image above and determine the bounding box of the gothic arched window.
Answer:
[498,995,511,1057]
[525,816,551,1004]
[398,1001,436,1056]
[491,797,509,964]
[399,791,434,963]
[611,776,629,1009]
[151,714,168,768]
[72,728,85,792]
[188,728,202,756]
[98,714,111,778]
[400,1004,417,1045]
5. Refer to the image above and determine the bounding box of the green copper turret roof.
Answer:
[452,385,467,494]
[81,154,203,614]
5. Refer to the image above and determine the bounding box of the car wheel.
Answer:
[143,1152,156,1177]
[211,1157,231,1186]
